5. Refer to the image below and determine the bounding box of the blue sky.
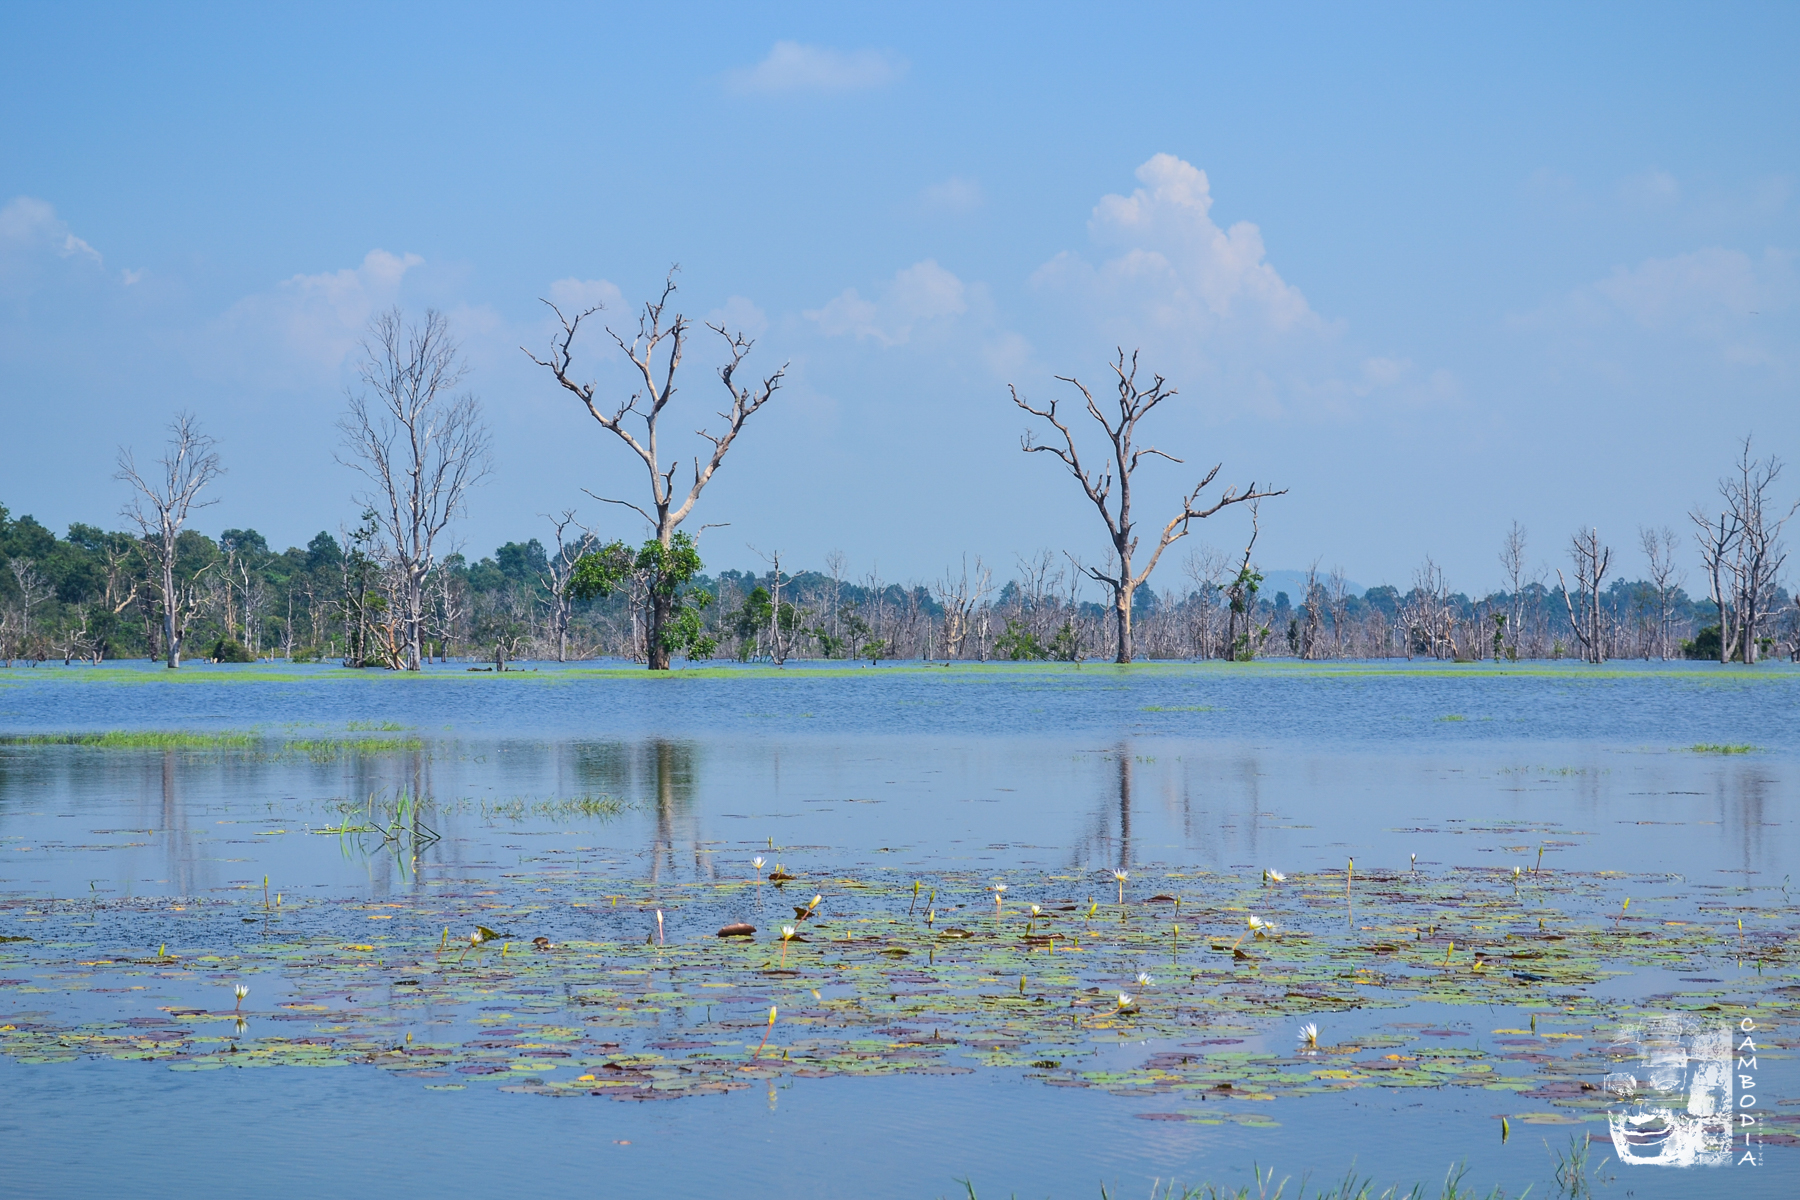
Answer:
[3,2,1796,594]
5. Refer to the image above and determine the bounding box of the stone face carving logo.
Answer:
[1603,1016,1733,1167]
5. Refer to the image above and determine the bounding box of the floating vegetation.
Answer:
[1688,743,1756,755]
[479,795,629,822]
[2,859,1792,1115]
[0,730,424,757]
[963,1162,1521,1200]
[280,736,426,758]
[0,730,258,750]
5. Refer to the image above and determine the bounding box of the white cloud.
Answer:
[920,176,984,214]
[727,41,906,94]
[1027,154,1456,421]
[706,295,768,339]
[0,196,102,265]
[545,276,624,314]
[806,259,967,346]
[1521,246,1795,371]
[209,248,423,380]
[1591,247,1786,331]
[1036,153,1317,337]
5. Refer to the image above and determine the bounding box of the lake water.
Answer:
[1,660,1794,1198]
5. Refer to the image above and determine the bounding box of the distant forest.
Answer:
[0,499,1779,667]
[6,299,1792,671]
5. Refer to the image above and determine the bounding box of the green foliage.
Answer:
[994,617,1048,661]
[210,637,254,663]
[569,540,637,601]
[572,532,715,661]
[1682,624,1721,660]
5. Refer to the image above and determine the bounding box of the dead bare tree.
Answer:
[1558,528,1613,664]
[1011,349,1283,663]
[6,558,51,661]
[116,412,224,668]
[1499,521,1529,658]
[540,510,596,662]
[338,308,491,671]
[1639,525,1685,660]
[1222,502,1265,660]
[526,270,786,670]
[1180,545,1228,659]
[934,555,992,660]
[1724,438,1795,664]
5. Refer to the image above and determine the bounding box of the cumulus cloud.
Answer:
[920,176,984,214]
[1034,153,1318,340]
[1025,154,1460,421]
[727,41,906,94]
[806,259,967,346]
[208,248,423,381]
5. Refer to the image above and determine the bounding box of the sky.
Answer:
[2,2,1796,596]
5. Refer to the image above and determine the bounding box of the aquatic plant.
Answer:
[0,730,257,750]
[749,1006,777,1063]
[1296,1021,1318,1050]
[1112,870,1128,905]
[232,984,249,1011]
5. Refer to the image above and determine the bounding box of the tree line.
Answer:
[1,271,1792,669]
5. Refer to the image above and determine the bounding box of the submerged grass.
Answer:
[0,730,257,750]
[1688,742,1757,754]
[0,730,424,755]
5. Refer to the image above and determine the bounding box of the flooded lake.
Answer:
[1,661,1794,1198]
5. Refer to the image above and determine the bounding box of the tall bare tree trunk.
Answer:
[116,413,224,669]
[528,271,785,671]
[1011,349,1283,665]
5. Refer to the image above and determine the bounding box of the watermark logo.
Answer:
[1603,1016,1761,1167]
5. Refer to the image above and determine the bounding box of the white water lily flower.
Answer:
[1298,1022,1319,1048]
[1111,870,1129,884]
[753,856,765,870]
[1266,869,1286,883]
[1117,992,1134,1010]
[233,984,249,1000]
[1030,904,1042,917]
[1136,972,1153,987]
[781,925,796,940]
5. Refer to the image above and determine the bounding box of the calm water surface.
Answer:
[1,661,1794,1198]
